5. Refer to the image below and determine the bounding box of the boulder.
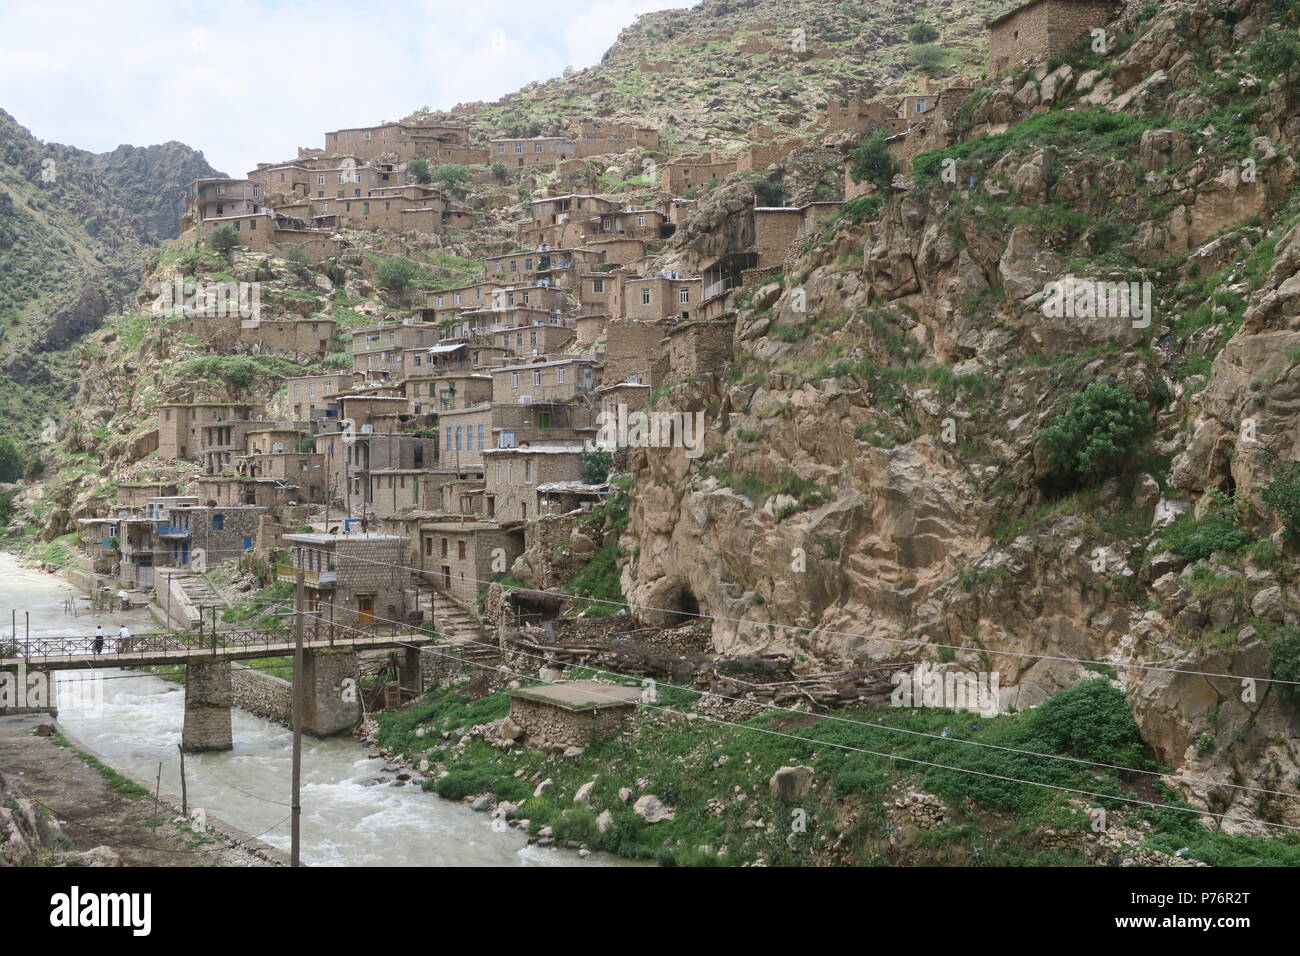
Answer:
[769,765,815,803]
[632,794,676,823]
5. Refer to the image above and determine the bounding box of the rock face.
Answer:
[614,0,1300,826]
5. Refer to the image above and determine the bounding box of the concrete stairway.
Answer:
[424,590,498,665]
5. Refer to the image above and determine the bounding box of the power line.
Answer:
[310,610,1300,835]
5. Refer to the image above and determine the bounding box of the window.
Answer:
[529,331,537,346]
[425,537,433,556]
[534,142,543,153]
[457,540,466,559]
[533,370,542,386]
[557,366,566,384]
[317,175,325,185]
[679,288,690,304]
[511,372,520,389]
[455,426,462,450]
[454,293,461,305]
[477,423,485,449]
[592,279,604,293]
[637,215,646,227]
[496,144,505,154]
[211,514,224,531]
[525,459,532,481]
[514,144,522,154]
[441,537,448,558]
[642,288,651,305]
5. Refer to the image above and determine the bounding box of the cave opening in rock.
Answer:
[675,585,701,624]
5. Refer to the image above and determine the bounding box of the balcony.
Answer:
[155,526,191,538]
[275,563,337,586]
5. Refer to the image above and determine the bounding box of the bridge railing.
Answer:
[5,619,424,663]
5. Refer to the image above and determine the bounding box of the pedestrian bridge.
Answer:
[1,623,433,752]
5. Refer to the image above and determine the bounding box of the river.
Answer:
[1,552,634,866]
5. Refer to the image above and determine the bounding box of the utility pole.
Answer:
[291,568,304,867]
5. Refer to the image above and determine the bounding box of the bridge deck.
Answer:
[1,628,431,670]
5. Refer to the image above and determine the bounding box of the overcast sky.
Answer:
[0,0,695,177]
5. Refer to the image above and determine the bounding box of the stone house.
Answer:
[418,521,522,605]
[366,470,431,517]
[602,320,671,387]
[197,418,304,476]
[437,404,494,469]
[659,153,737,196]
[580,208,666,243]
[822,98,907,134]
[490,358,598,404]
[405,372,493,415]
[489,320,576,357]
[422,280,508,319]
[279,532,410,626]
[182,179,263,231]
[490,137,577,168]
[158,402,263,461]
[987,0,1122,74]
[488,401,597,452]
[346,431,438,509]
[621,275,703,321]
[483,445,586,523]
[157,504,266,569]
[753,201,842,266]
[115,482,179,512]
[284,373,353,421]
[664,319,734,378]
[351,322,443,374]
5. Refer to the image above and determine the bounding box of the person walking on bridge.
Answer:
[117,624,130,652]
[93,625,104,655]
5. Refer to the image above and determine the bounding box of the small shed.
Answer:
[504,680,641,750]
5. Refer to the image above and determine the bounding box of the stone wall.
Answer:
[507,696,632,751]
[665,319,734,378]
[231,662,293,724]
[989,0,1121,74]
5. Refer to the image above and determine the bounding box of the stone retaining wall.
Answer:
[230,662,293,725]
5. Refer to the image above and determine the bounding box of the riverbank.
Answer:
[370,674,1300,867]
[0,714,283,866]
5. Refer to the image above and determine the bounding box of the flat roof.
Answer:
[482,444,586,456]
[506,680,640,711]
[283,532,405,544]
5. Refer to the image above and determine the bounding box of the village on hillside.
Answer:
[70,0,1094,634]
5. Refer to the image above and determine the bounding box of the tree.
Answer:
[490,161,508,184]
[581,449,612,485]
[906,43,951,77]
[1250,31,1300,87]
[208,225,238,254]
[849,129,898,191]
[0,436,22,483]
[432,164,471,199]
[1270,627,1300,702]
[908,22,939,44]
[1038,382,1151,484]
[283,245,310,269]
[408,158,432,184]
[1261,461,1300,537]
[375,257,418,293]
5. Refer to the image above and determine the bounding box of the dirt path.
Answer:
[0,714,279,866]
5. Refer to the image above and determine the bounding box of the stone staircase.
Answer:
[423,590,498,665]
[159,570,229,628]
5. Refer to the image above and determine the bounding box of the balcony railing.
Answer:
[156,526,191,538]
[275,563,337,586]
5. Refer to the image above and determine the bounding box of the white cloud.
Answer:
[0,0,698,178]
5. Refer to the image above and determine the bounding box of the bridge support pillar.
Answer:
[399,646,423,702]
[182,660,233,752]
[303,648,361,736]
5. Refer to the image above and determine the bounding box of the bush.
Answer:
[752,178,786,206]
[432,164,471,196]
[0,436,22,482]
[907,22,939,44]
[374,257,418,293]
[490,161,508,183]
[906,43,951,76]
[1268,627,1300,701]
[208,225,238,254]
[408,158,431,184]
[580,449,612,484]
[282,245,310,269]
[1261,461,1300,537]
[1158,515,1252,561]
[849,130,897,192]
[1038,382,1150,484]
[433,768,494,801]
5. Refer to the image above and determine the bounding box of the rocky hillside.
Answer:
[435,0,1004,151]
[0,109,221,447]
[621,0,1300,832]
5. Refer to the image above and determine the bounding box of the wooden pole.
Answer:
[291,568,304,867]
[177,744,188,818]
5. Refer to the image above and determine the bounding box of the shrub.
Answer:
[1038,382,1150,484]
[849,130,897,192]
[408,158,431,184]
[208,225,238,254]
[375,257,418,293]
[490,161,508,183]
[907,22,939,44]
[1268,627,1300,701]
[1158,515,1252,561]
[580,448,612,484]
[0,436,22,483]
[282,245,310,269]
[906,43,951,76]
[1261,461,1300,537]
